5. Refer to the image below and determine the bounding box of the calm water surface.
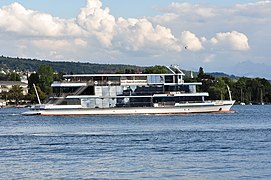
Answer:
[0,106,270,179]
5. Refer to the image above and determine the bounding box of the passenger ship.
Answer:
[22,66,235,116]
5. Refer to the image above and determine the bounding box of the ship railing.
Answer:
[133,91,166,95]
[154,101,204,107]
[169,91,187,95]
[214,100,226,105]
[87,81,121,86]
[175,101,205,104]
[117,102,153,107]
[120,80,147,85]
[155,102,176,107]
[53,80,121,86]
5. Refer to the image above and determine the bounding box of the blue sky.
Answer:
[0,0,270,78]
[0,0,258,18]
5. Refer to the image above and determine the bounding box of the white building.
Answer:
[0,81,28,95]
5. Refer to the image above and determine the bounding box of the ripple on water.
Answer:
[0,106,271,179]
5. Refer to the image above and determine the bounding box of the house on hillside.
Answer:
[0,100,6,107]
[0,81,28,95]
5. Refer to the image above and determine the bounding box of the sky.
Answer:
[0,0,270,78]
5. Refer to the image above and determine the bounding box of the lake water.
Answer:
[0,106,270,179]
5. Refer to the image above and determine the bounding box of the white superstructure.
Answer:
[22,66,235,116]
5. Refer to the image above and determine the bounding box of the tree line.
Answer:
[0,56,143,74]
[0,72,21,81]
[1,64,271,105]
[189,67,271,104]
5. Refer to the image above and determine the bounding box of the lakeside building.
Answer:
[0,81,28,95]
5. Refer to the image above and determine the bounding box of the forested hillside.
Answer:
[0,56,271,104]
[0,56,229,78]
[0,56,143,74]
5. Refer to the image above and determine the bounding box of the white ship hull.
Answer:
[22,101,235,116]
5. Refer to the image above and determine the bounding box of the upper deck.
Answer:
[49,66,210,106]
[60,73,202,87]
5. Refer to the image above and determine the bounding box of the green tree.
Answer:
[208,86,221,100]
[8,85,23,104]
[215,78,227,100]
[231,77,271,104]
[197,67,214,81]
[54,71,65,81]
[207,78,227,100]
[125,69,136,74]
[246,78,262,103]
[143,65,167,74]
[28,73,40,90]
[25,85,47,103]
[37,65,55,94]
[257,78,271,103]
[233,77,247,103]
[0,73,8,81]
[1,91,8,102]
[8,72,21,81]
[198,67,204,79]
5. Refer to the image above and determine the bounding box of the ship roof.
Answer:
[63,73,183,78]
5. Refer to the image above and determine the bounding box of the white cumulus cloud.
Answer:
[211,31,249,51]
[168,2,216,18]
[0,2,81,37]
[4,0,271,78]
[114,18,181,52]
[77,0,116,47]
[180,31,203,51]
[0,0,252,60]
